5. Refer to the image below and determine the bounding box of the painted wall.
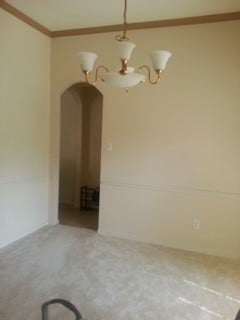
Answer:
[0,9,50,247]
[60,87,83,206]
[82,87,103,188]
[50,20,240,259]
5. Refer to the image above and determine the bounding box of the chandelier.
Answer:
[77,0,172,89]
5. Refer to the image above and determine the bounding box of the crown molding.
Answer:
[1,0,240,38]
[0,0,51,36]
[51,11,240,37]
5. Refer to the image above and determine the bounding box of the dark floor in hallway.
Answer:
[59,205,98,231]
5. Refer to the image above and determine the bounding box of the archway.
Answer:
[58,82,103,230]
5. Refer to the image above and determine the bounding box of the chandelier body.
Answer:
[77,0,172,89]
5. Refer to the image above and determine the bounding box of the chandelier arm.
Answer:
[83,66,109,85]
[94,65,109,83]
[138,65,163,85]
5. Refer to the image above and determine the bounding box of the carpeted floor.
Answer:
[0,225,239,320]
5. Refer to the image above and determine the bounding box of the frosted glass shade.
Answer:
[101,72,145,88]
[77,52,98,72]
[118,41,136,60]
[150,50,172,71]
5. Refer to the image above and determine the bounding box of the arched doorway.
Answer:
[58,83,103,230]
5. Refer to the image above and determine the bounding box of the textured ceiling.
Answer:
[5,0,240,31]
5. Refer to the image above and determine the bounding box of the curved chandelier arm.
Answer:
[84,65,109,85]
[137,65,163,85]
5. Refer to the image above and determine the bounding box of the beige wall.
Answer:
[60,87,83,206]
[82,87,103,188]
[50,20,240,259]
[0,9,50,247]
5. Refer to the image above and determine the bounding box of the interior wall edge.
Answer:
[0,224,48,250]
[0,1,51,36]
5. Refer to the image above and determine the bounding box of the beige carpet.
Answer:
[0,225,239,320]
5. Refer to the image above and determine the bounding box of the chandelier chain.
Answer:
[115,0,130,41]
[123,0,128,38]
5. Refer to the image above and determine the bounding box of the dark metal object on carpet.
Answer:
[235,309,240,320]
[42,299,82,320]
[41,299,239,320]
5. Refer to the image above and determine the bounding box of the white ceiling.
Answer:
[6,0,240,31]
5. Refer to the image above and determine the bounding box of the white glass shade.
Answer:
[150,50,172,71]
[118,41,136,60]
[77,52,98,72]
[101,72,145,88]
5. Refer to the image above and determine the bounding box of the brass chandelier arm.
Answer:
[94,65,109,83]
[84,65,109,85]
[137,65,163,85]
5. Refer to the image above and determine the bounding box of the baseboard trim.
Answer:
[0,223,48,250]
[98,228,240,260]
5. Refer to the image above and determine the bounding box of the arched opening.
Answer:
[58,83,103,230]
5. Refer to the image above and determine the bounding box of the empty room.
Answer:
[0,0,240,319]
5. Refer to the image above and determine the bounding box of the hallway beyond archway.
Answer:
[58,83,103,231]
